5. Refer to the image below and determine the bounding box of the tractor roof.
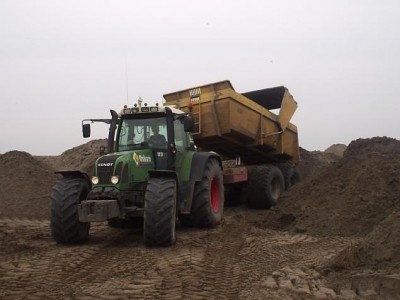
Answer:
[119,104,186,117]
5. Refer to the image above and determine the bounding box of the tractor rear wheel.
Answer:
[191,158,224,227]
[246,165,284,209]
[143,178,177,247]
[50,177,90,244]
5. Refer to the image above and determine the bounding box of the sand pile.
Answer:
[280,137,400,238]
[0,151,56,219]
[36,139,107,176]
[355,211,400,270]
[54,139,107,176]
[0,140,107,220]
[324,143,347,157]
[297,146,344,180]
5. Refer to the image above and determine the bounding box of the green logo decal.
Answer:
[133,152,152,166]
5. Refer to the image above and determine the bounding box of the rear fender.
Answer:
[189,152,222,181]
[180,152,222,214]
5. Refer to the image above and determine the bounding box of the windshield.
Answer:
[118,116,168,151]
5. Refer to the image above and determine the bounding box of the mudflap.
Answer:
[78,200,120,222]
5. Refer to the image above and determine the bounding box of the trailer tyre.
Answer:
[291,167,301,186]
[277,164,301,190]
[191,158,224,227]
[144,178,177,247]
[50,177,90,244]
[247,165,284,209]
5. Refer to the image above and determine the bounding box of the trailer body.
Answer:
[163,80,299,165]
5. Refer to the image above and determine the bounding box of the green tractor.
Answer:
[50,101,224,247]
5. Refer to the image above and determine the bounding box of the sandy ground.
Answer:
[1,137,400,299]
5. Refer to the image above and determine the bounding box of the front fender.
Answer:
[55,170,91,187]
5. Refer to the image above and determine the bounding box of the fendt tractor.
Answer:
[50,80,300,247]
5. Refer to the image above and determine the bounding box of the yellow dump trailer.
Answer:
[163,80,299,165]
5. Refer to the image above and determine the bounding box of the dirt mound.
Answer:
[0,140,107,220]
[324,144,347,157]
[36,139,107,176]
[0,151,56,219]
[343,136,400,160]
[355,211,400,270]
[278,137,400,238]
[297,147,341,180]
[54,139,107,176]
[326,211,400,273]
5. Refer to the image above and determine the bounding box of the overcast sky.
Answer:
[1,0,399,155]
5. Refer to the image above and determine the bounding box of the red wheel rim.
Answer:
[210,177,220,213]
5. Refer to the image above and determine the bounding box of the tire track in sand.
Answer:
[0,221,159,299]
[237,226,357,299]
[150,222,245,300]
[0,210,361,299]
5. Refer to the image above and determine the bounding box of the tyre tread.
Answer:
[246,165,284,209]
[190,159,224,227]
[144,178,176,247]
[50,177,90,244]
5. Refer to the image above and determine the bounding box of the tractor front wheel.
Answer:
[143,178,177,247]
[50,177,90,244]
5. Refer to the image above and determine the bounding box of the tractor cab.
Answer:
[82,100,194,173]
[115,101,194,172]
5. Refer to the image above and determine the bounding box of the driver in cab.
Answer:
[148,125,167,148]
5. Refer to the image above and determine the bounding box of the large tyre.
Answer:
[143,178,177,247]
[291,167,301,186]
[191,158,224,227]
[246,165,284,209]
[50,177,90,244]
[277,163,301,190]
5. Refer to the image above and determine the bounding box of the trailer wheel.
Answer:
[247,165,284,209]
[50,177,90,244]
[277,164,301,190]
[143,178,177,247]
[291,167,301,186]
[191,158,224,227]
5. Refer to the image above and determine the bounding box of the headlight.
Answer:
[111,176,119,184]
[92,176,99,185]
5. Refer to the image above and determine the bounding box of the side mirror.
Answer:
[184,115,194,132]
[82,123,91,138]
